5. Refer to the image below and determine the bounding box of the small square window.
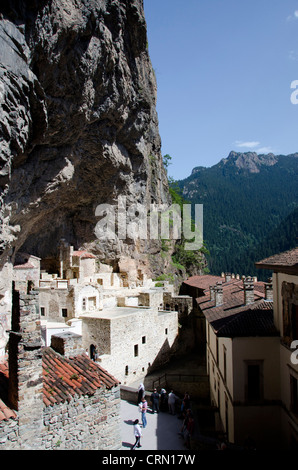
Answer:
[62,308,68,318]
[165,328,168,335]
[40,307,45,316]
[134,345,138,357]
[142,336,146,344]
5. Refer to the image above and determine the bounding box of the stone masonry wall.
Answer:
[84,307,179,385]
[0,286,122,450]
[0,385,121,450]
[41,386,121,450]
[8,287,44,449]
[0,416,19,449]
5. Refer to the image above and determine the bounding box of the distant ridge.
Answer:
[178,152,298,279]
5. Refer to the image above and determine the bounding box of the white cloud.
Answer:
[234,140,260,149]
[256,146,274,154]
[234,141,274,154]
[287,10,298,21]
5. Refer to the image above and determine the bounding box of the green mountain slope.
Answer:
[178,151,298,277]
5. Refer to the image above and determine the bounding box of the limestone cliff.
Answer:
[0,0,170,274]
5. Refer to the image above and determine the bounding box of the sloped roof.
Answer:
[0,349,119,420]
[196,278,265,320]
[189,275,277,338]
[72,251,96,259]
[256,247,298,274]
[42,348,119,406]
[13,262,35,269]
[211,303,278,338]
[183,275,222,290]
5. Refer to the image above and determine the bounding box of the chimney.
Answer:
[214,284,223,306]
[8,282,43,449]
[50,331,84,358]
[225,272,231,282]
[265,278,273,301]
[243,277,254,305]
[210,285,215,301]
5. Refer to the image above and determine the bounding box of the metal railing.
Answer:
[152,372,209,390]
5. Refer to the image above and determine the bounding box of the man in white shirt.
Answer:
[131,419,142,450]
[168,390,178,414]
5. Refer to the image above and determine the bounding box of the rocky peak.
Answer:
[222,151,279,173]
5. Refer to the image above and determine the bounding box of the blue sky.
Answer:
[144,0,298,180]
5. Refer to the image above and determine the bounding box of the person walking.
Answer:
[150,388,160,413]
[168,390,178,415]
[131,419,142,450]
[141,397,148,428]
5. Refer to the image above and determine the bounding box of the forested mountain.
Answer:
[178,151,298,280]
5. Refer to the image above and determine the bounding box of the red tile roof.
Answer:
[212,304,277,338]
[183,275,223,290]
[196,278,266,315]
[42,348,119,406]
[256,247,298,274]
[13,262,35,269]
[0,349,119,420]
[72,251,96,259]
[186,275,276,337]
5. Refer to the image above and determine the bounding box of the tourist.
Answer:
[137,383,145,404]
[183,391,191,410]
[168,390,178,414]
[184,413,195,449]
[179,408,191,436]
[160,388,168,411]
[150,388,160,413]
[131,419,142,450]
[141,397,148,428]
[93,347,98,361]
[179,392,191,418]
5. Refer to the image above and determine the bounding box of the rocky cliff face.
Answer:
[0,0,169,273]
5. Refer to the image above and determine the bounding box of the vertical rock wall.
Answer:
[0,0,170,270]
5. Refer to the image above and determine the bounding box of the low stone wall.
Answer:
[120,385,152,405]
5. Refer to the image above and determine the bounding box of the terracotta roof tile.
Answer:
[42,348,119,406]
[13,262,35,269]
[0,399,17,421]
[183,275,223,290]
[190,275,277,337]
[72,251,96,259]
[0,349,119,418]
[256,247,298,273]
[212,307,277,338]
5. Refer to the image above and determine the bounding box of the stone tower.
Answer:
[8,282,43,449]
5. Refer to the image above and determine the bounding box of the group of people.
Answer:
[131,383,195,450]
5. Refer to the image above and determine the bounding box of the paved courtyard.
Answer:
[120,399,186,451]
